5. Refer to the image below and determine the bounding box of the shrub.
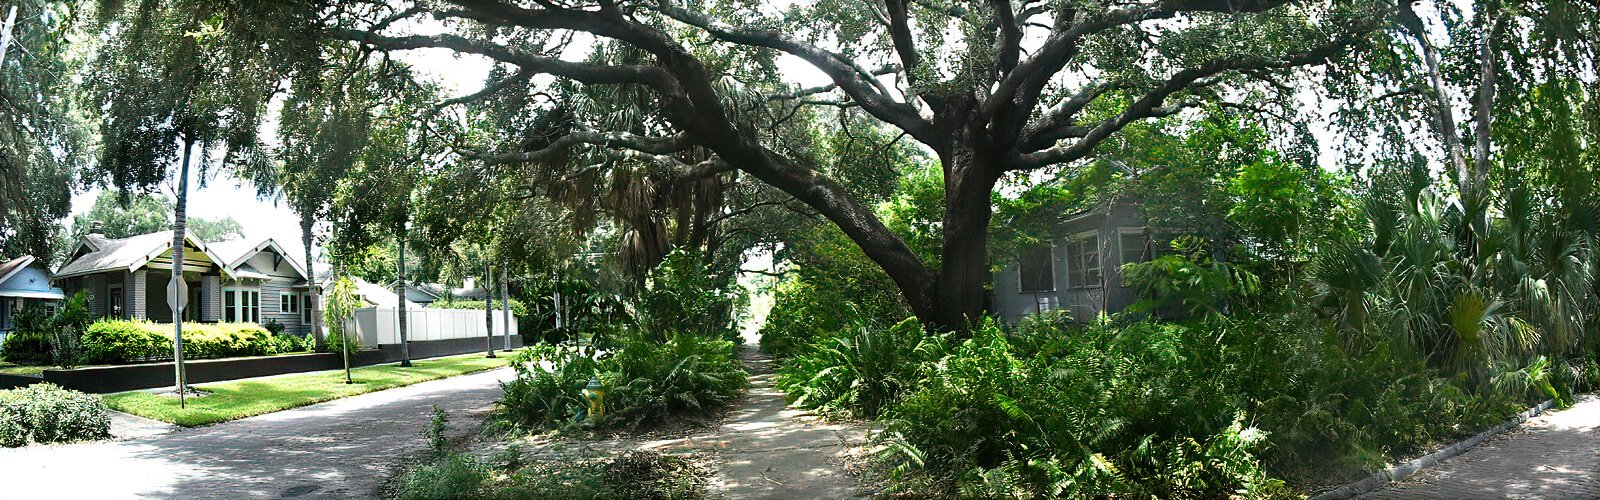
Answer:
[270,334,315,354]
[883,319,1289,498]
[1,307,54,364]
[635,250,745,343]
[775,318,944,418]
[430,297,529,319]
[80,320,277,364]
[602,333,748,429]
[493,333,747,432]
[316,331,362,354]
[0,383,111,447]
[492,344,600,432]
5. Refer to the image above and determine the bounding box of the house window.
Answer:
[224,288,261,324]
[280,293,299,314]
[301,294,313,325]
[1120,232,1155,266]
[108,285,125,318]
[1065,234,1101,288]
[1018,245,1055,293]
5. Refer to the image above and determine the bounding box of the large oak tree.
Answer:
[225,0,1390,330]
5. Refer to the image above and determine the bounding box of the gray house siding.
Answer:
[992,201,1153,324]
[260,278,309,335]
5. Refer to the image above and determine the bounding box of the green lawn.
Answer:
[103,352,516,427]
[0,361,46,377]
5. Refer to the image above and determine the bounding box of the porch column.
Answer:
[130,269,148,320]
[201,275,221,322]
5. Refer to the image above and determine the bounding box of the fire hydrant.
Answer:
[582,377,605,420]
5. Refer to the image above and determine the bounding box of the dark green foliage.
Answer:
[493,345,598,432]
[1,292,93,366]
[1120,238,1261,317]
[601,333,748,429]
[0,384,111,447]
[314,332,360,354]
[876,314,1511,497]
[270,334,315,354]
[493,333,746,433]
[636,250,744,343]
[883,318,1288,498]
[394,449,708,500]
[1,308,54,364]
[759,225,910,358]
[775,318,944,418]
[80,320,277,364]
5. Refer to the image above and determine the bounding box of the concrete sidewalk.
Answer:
[0,367,514,499]
[1360,394,1600,500]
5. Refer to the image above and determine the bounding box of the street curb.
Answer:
[1309,398,1558,500]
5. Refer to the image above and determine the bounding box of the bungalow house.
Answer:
[0,255,66,335]
[991,199,1171,323]
[52,224,316,335]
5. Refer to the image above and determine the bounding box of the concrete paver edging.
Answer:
[1311,398,1558,500]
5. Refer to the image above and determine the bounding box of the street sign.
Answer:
[167,279,189,311]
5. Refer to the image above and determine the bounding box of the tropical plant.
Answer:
[775,318,943,418]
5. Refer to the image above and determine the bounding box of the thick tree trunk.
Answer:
[930,135,1001,331]
[301,216,324,348]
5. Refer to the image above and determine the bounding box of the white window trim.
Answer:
[1064,230,1101,289]
[1017,242,1057,294]
[223,287,262,324]
[279,292,299,314]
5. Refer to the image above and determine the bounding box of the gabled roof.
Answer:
[0,255,65,300]
[208,238,308,281]
[54,231,232,280]
[0,256,35,285]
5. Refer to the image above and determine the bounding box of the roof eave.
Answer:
[0,255,36,285]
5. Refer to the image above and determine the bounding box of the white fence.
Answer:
[348,306,518,347]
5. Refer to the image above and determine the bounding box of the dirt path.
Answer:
[1359,394,1600,500]
[511,339,876,499]
[652,344,871,499]
[0,367,514,499]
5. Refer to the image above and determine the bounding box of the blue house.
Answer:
[990,199,1170,323]
[0,255,66,335]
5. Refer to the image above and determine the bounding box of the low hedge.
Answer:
[81,320,276,364]
[0,383,110,447]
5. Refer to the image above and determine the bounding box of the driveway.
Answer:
[0,367,514,499]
